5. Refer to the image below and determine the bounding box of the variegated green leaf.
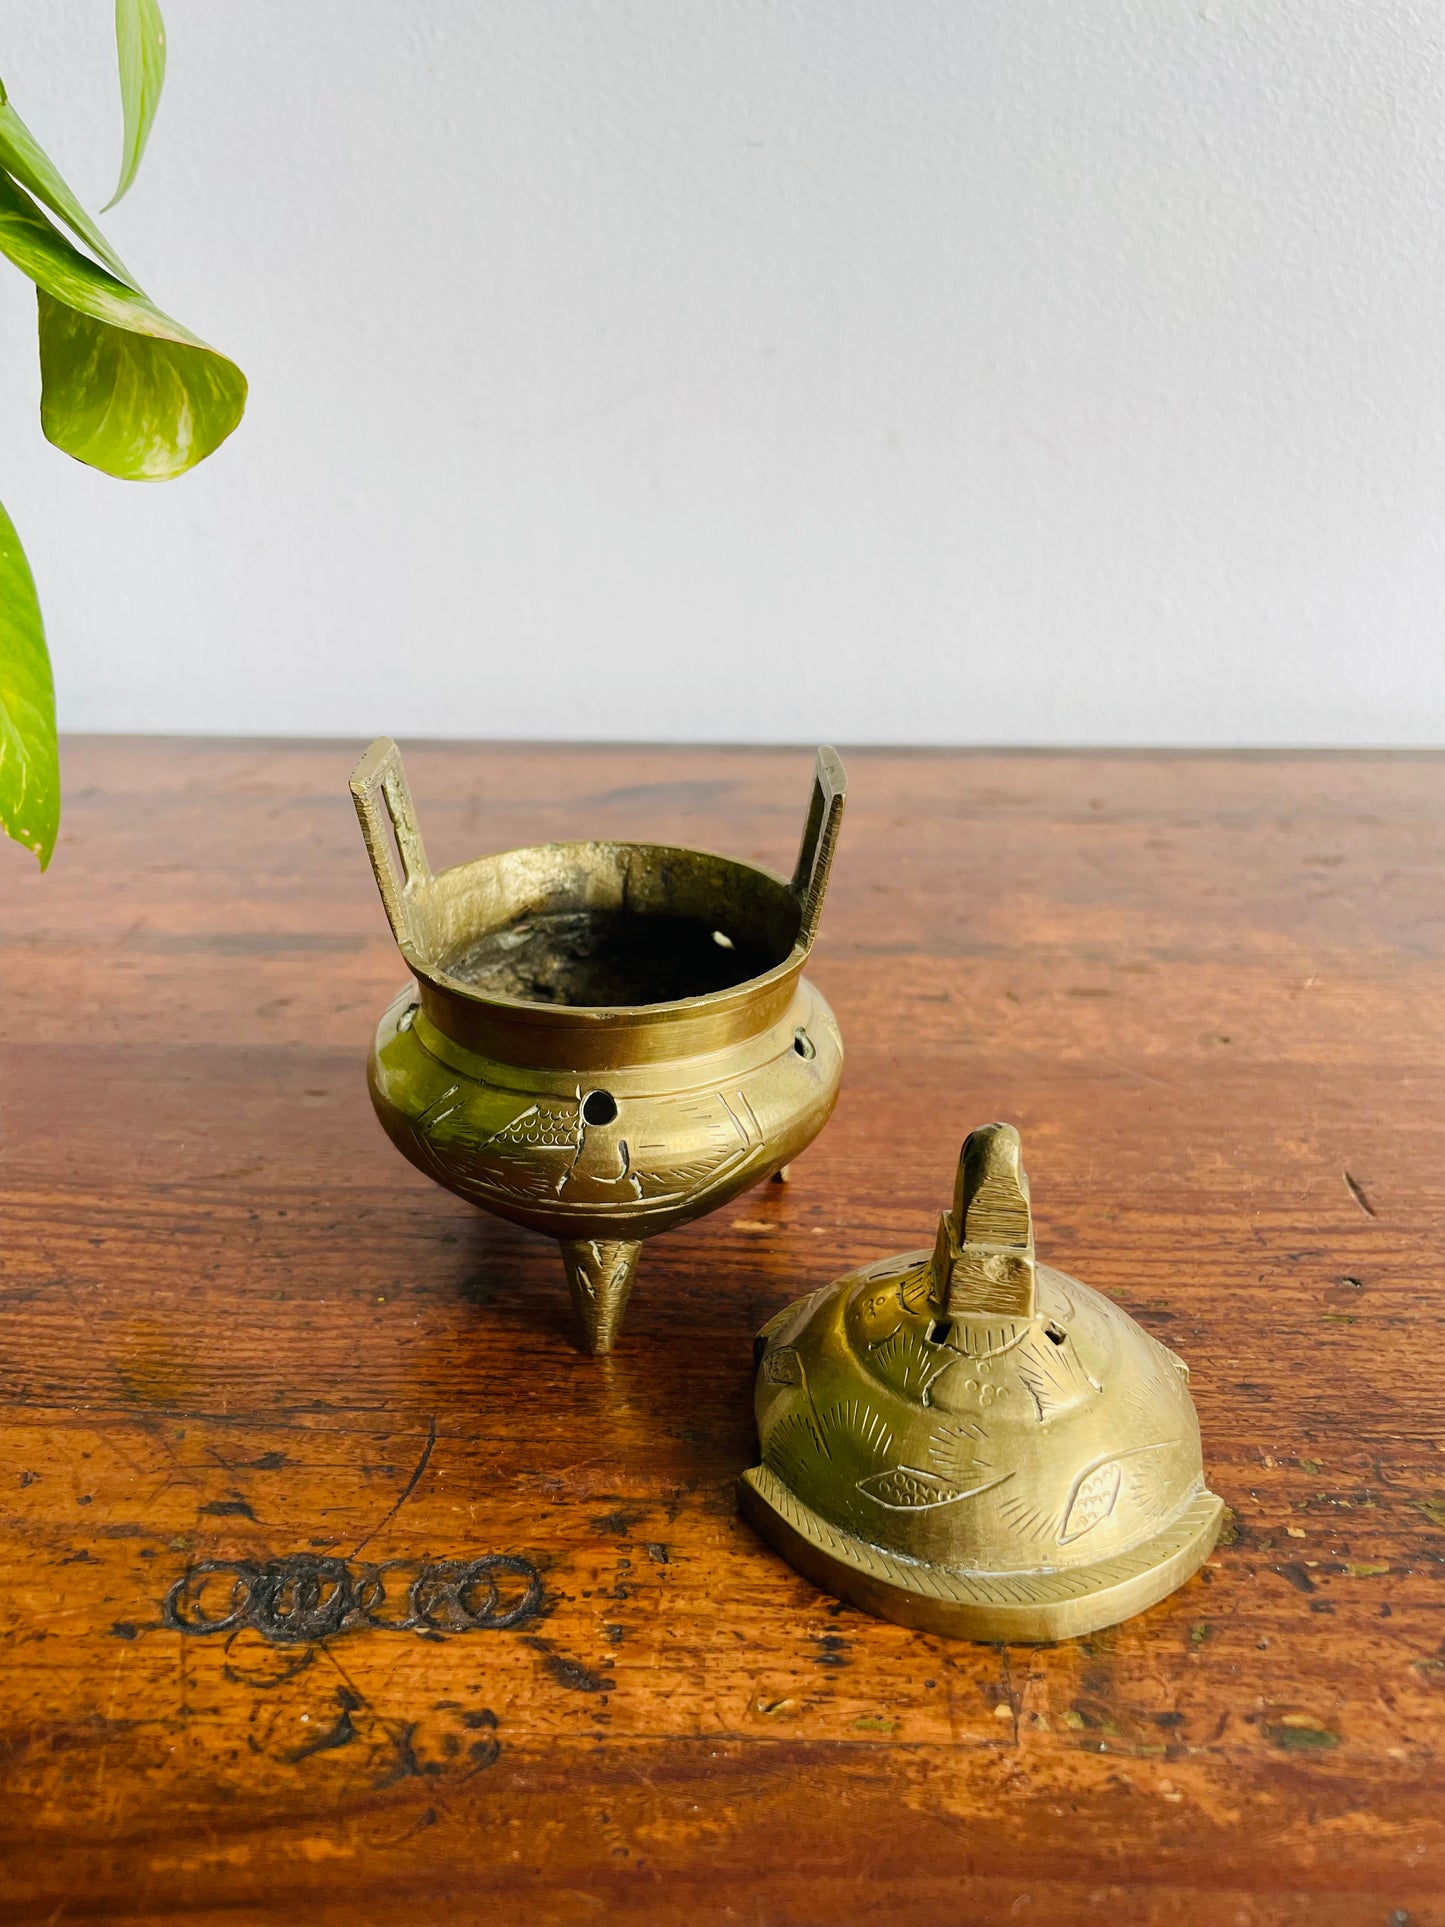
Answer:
[0,497,58,868]
[105,0,167,210]
[0,85,136,287]
[0,168,245,480]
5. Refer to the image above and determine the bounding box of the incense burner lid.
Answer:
[741,1124,1223,1641]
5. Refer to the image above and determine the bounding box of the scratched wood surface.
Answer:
[1,738,1443,1926]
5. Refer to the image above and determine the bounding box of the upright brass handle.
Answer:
[929,1122,1037,1319]
[350,738,434,959]
[791,746,847,949]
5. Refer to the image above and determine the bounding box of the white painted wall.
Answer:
[0,0,1442,745]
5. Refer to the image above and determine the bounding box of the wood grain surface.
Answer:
[2,738,1443,1926]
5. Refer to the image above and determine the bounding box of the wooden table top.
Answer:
[2,738,1443,1925]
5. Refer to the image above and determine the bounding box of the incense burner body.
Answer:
[352,743,846,1350]
[368,949,841,1251]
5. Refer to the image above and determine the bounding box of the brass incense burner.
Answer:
[741,1123,1222,1640]
[350,739,846,1352]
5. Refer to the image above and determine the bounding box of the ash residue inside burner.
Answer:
[443,908,778,1007]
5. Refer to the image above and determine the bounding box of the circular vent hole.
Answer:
[582,1089,618,1126]
[793,1028,816,1059]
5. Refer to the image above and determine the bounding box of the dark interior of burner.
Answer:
[442,907,782,1007]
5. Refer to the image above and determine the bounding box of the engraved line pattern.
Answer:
[926,1420,985,1481]
[414,1087,766,1220]
[995,1493,1059,1545]
[868,1326,953,1403]
[946,1320,1031,1361]
[856,1467,1012,1512]
[747,1465,1220,1608]
[817,1399,895,1462]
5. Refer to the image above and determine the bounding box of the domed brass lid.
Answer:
[739,1124,1223,1641]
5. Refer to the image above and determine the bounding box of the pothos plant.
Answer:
[0,0,245,868]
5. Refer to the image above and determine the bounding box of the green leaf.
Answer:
[105,0,167,211]
[0,497,58,868]
[0,91,137,288]
[0,168,245,480]
[39,292,247,479]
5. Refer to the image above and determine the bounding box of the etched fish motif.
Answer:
[413,1084,767,1216]
[858,1466,1009,1511]
[1059,1460,1123,1543]
[762,1345,804,1387]
[401,1089,574,1205]
[485,1103,581,1152]
[412,1094,582,1205]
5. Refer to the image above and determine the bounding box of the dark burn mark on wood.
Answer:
[1274,1562,1317,1594]
[1343,1171,1377,1218]
[375,1722,429,1786]
[199,1498,256,1520]
[540,1653,613,1693]
[110,1622,138,1641]
[286,1688,360,1762]
[462,1711,502,1772]
[522,1635,614,1693]
[644,1542,670,1564]
[591,1510,640,1537]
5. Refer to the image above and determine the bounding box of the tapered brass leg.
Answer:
[771,1164,791,1183]
[560,1239,640,1353]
